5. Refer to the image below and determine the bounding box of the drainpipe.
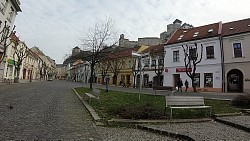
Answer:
[219,36,225,92]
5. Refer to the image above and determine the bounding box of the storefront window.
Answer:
[204,73,213,87]
[194,73,200,88]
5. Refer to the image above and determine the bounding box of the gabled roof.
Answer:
[222,18,250,37]
[166,22,221,45]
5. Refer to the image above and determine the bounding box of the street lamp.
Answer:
[132,51,142,100]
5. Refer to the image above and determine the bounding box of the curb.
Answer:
[214,118,250,133]
[107,118,212,125]
[72,88,103,125]
[136,125,195,141]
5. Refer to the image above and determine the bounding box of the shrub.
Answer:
[232,95,250,108]
[112,103,164,119]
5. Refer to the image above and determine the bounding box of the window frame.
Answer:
[204,73,213,88]
[173,50,179,62]
[232,42,243,58]
[206,46,215,59]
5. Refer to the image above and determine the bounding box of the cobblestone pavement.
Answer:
[96,126,173,141]
[0,80,176,140]
[0,81,102,140]
[142,120,250,140]
[216,115,250,129]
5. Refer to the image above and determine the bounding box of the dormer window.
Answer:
[230,27,234,30]
[208,29,213,33]
[193,34,198,37]
[193,32,199,37]
[248,25,250,27]
[183,30,187,33]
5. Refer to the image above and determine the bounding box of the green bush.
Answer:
[232,95,250,108]
[112,103,164,119]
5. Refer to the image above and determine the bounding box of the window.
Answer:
[189,48,197,60]
[7,6,14,22]
[173,51,179,62]
[0,0,8,14]
[233,43,242,58]
[128,60,131,68]
[158,58,164,66]
[151,59,156,66]
[143,58,150,67]
[206,46,214,59]
[194,73,200,88]
[204,73,213,87]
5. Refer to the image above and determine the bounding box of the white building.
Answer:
[0,0,21,81]
[164,22,223,92]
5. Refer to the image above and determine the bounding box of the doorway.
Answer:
[227,69,243,92]
[173,74,180,87]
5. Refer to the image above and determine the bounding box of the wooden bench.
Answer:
[165,96,211,119]
[84,89,101,103]
[152,86,175,95]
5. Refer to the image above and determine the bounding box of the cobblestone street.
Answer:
[0,80,102,140]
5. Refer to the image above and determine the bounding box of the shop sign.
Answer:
[7,59,15,65]
[176,68,192,72]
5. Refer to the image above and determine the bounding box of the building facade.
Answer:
[222,18,250,93]
[164,22,223,92]
[0,0,21,81]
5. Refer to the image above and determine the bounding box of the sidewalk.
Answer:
[139,115,250,140]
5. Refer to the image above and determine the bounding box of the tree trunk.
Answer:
[191,77,197,92]
[89,63,94,90]
[14,69,20,83]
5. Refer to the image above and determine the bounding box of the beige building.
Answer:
[222,18,250,93]
[56,64,67,80]
[30,47,56,80]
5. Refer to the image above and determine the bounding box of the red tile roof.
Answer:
[166,22,221,45]
[222,18,250,37]
[142,44,164,54]
[10,32,20,42]
[108,47,139,59]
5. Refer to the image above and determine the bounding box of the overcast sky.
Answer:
[14,0,250,64]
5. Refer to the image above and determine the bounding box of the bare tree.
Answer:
[13,41,29,83]
[151,53,164,86]
[99,59,110,84]
[182,43,203,92]
[109,58,124,85]
[0,21,16,63]
[79,17,117,89]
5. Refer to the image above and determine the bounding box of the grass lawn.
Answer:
[75,87,241,120]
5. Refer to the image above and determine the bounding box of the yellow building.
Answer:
[97,46,149,87]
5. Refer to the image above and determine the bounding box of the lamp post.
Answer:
[132,51,142,100]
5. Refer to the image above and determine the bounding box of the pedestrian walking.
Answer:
[185,79,189,92]
[177,78,183,92]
